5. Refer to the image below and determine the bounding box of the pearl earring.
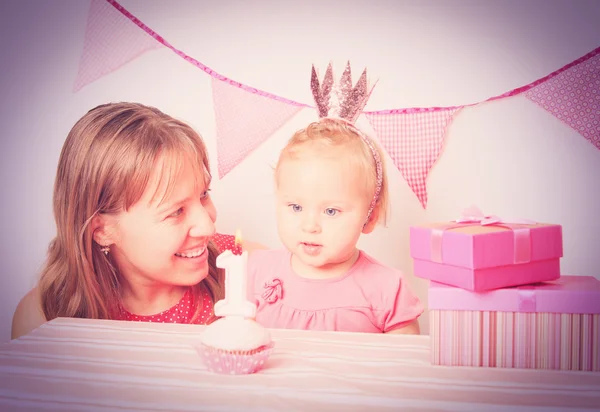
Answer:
[100,245,110,255]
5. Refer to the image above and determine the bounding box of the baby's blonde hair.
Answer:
[275,118,388,226]
[39,102,223,323]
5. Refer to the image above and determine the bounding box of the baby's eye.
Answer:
[324,208,338,216]
[290,204,302,212]
[200,189,211,200]
[169,207,184,218]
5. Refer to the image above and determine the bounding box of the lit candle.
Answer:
[214,229,256,318]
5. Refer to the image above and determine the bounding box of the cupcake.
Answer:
[197,316,274,375]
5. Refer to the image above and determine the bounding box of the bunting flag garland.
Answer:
[74,0,599,208]
[212,77,304,179]
[365,108,461,208]
[73,0,163,92]
[362,47,599,207]
[84,0,309,179]
[524,51,600,149]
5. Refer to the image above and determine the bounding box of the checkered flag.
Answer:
[366,109,460,208]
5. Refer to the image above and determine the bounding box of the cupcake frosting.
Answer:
[201,317,271,351]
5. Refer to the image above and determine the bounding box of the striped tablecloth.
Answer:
[0,318,598,412]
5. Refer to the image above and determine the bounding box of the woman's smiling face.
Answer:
[102,152,217,289]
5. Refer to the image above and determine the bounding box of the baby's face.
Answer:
[275,149,371,278]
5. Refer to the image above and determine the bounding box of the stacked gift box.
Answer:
[410,208,599,371]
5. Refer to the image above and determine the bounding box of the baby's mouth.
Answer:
[300,242,323,256]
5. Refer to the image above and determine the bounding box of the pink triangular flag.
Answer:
[524,52,600,149]
[73,0,163,92]
[365,109,460,208]
[212,77,304,179]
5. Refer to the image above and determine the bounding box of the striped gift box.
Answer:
[429,275,600,371]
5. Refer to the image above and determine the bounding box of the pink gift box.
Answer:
[410,222,563,291]
[429,275,600,371]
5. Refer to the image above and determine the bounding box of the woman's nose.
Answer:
[188,205,216,238]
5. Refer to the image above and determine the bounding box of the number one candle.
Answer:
[214,229,257,319]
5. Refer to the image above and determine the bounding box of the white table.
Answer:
[0,317,598,411]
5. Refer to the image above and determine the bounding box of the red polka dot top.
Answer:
[116,233,236,325]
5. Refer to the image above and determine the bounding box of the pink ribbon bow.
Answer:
[455,205,536,226]
[262,278,283,304]
[431,206,536,264]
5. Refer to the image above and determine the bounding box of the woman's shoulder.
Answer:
[11,287,47,340]
[212,233,267,254]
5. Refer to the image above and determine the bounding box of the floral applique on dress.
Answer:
[262,278,283,304]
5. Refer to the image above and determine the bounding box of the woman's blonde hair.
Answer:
[275,117,389,226]
[39,102,223,323]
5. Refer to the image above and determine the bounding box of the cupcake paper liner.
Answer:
[197,341,275,375]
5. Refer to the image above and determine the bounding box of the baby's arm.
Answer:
[385,319,420,335]
[11,287,46,339]
[381,273,424,335]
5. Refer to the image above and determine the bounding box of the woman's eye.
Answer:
[290,204,302,212]
[200,189,211,200]
[169,207,184,218]
[325,208,338,216]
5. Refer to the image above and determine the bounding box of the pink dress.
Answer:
[247,249,424,333]
[116,233,236,324]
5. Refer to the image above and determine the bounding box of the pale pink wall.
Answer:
[1,0,599,340]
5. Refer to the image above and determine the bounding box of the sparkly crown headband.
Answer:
[310,62,383,225]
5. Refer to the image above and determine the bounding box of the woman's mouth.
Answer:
[175,246,207,258]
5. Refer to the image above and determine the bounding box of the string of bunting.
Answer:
[74,0,600,208]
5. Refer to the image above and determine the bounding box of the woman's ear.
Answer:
[91,214,115,247]
[362,206,380,234]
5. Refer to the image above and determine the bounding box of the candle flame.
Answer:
[234,229,243,247]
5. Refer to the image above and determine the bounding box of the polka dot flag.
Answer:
[212,77,304,179]
[73,0,163,92]
[525,52,600,149]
